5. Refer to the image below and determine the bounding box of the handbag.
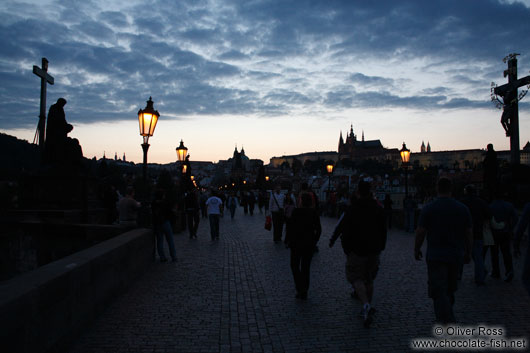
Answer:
[264,215,272,231]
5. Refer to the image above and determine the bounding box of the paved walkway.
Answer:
[71,213,530,352]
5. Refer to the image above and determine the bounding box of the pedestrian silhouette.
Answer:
[290,193,321,300]
[269,185,285,243]
[206,190,223,240]
[461,184,491,285]
[185,189,200,239]
[227,192,238,219]
[415,178,472,324]
[152,188,177,262]
[118,186,141,228]
[487,189,518,282]
[330,181,386,328]
[483,143,499,201]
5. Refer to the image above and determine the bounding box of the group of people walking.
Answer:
[263,181,387,328]
[265,176,529,329]
[414,177,530,324]
[117,172,529,330]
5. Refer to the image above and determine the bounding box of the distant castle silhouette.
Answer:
[338,124,388,161]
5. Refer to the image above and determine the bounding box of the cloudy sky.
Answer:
[1,0,530,164]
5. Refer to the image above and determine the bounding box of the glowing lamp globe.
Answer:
[176,140,188,162]
[138,97,159,144]
[400,143,411,164]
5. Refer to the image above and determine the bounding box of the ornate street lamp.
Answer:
[400,142,411,197]
[400,142,411,164]
[138,97,160,180]
[176,139,188,162]
[176,139,189,174]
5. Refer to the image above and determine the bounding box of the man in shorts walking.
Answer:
[329,181,387,328]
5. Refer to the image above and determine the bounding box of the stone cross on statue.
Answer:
[494,53,530,165]
[33,57,54,148]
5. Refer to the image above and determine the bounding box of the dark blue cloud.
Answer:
[218,50,249,61]
[422,87,452,95]
[0,0,529,131]
[98,11,129,28]
[73,20,115,42]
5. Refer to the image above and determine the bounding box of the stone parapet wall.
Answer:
[0,228,154,353]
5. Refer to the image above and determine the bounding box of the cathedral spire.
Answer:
[421,141,426,153]
[362,130,365,142]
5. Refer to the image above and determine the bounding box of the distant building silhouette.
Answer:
[420,141,432,153]
[270,151,339,168]
[338,124,389,161]
[230,145,249,179]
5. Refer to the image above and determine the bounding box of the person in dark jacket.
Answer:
[283,191,297,248]
[487,191,518,282]
[227,192,238,219]
[184,189,200,239]
[289,193,321,300]
[248,191,256,216]
[152,188,177,262]
[461,185,491,285]
[329,180,387,328]
[415,178,472,324]
[483,143,498,201]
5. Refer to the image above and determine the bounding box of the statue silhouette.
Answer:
[45,98,83,168]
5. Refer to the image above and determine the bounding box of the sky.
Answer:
[1,0,530,164]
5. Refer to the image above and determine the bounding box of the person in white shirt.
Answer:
[269,185,286,242]
[206,191,223,240]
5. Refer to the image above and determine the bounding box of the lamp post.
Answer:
[326,163,334,198]
[399,142,411,198]
[176,139,188,178]
[176,139,188,163]
[176,140,191,190]
[138,97,160,181]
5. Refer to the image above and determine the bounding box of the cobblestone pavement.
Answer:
[70,212,530,353]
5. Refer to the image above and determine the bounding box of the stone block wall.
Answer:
[0,228,154,353]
